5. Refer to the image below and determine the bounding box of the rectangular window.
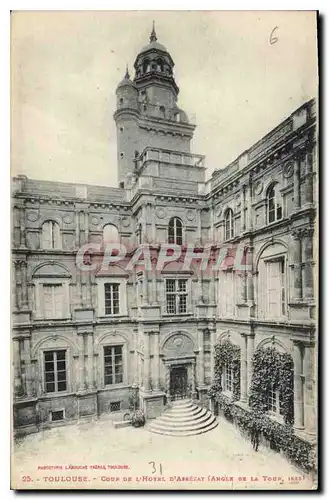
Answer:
[110,401,122,412]
[50,410,64,422]
[104,346,123,385]
[104,283,120,315]
[44,350,67,393]
[166,279,188,315]
[267,384,284,417]
[43,284,64,319]
[266,258,286,318]
[222,363,233,393]
[220,271,234,316]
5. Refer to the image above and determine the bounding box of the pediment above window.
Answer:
[33,262,71,278]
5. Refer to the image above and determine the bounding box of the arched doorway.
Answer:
[170,366,188,400]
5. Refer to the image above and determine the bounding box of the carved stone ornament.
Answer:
[27,211,39,222]
[91,216,99,226]
[235,193,241,207]
[121,216,130,228]
[62,214,73,224]
[283,161,294,178]
[254,180,263,196]
[186,210,195,221]
[216,208,222,219]
[156,208,166,219]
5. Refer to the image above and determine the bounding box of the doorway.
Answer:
[170,366,188,400]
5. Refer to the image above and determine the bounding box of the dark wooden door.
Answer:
[170,366,188,400]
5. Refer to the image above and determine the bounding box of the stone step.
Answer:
[148,418,219,437]
[170,399,193,407]
[160,407,208,424]
[149,413,216,434]
[154,410,213,429]
[167,401,195,411]
[165,405,201,416]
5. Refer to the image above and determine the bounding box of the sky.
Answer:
[11,10,318,187]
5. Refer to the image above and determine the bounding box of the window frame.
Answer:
[41,220,61,250]
[267,383,285,420]
[168,217,183,245]
[43,349,68,394]
[165,278,188,315]
[97,277,127,318]
[104,282,120,316]
[222,362,234,394]
[103,345,124,387]
[264,255,287,319]
[34,277,70,320]
[267,184,283,224]
[224,209,234,240]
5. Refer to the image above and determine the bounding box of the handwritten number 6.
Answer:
[270,26,278,45]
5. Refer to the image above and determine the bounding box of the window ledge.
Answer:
[267,412,285,425]
[162,313,192,318]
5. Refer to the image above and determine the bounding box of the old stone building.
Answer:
[12,26,317,460]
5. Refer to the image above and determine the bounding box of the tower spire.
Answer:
[150,21,157,42]
[124,64,130,80]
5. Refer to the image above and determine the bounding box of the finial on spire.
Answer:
[124,64,130,80]
[150,21,157,42]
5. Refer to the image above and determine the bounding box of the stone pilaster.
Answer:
[293,155,301,211]
[293,341,305,430]
[143,332,150,391]
[24,337,33,397]
[13,338,23,396]
[191,361,197,399]
[75,208,80,248]
[240,334,248,403]
[302,227,314,300]
[241,184,246,232]
[20,206,27,249]
[246,334,255,398]
[305,149,314,205]
[20,261,29,310]
[198,329,205,386]
[86,333,95,390]
[303,342,316,437]
[246,177,253,231]
[77,333,86,392]
[292,229,303,300]
[153,332,160,390]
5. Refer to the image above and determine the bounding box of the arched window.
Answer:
[225,209,234,240]
[103,224,120,244]
[138,223,142,245]
[42,220,61,249]
[157,58,164,72]
[168,217,183,245]
[142,59,150,74]
[267,184,283,224]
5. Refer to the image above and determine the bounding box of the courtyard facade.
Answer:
[12,26,317,471]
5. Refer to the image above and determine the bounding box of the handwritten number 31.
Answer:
[270,27,279,45]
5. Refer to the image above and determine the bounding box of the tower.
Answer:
[114,24,196,187]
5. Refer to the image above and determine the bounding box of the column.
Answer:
[143,333,150,391]
[13,261,19,310]
[153,332,160,390]
[132,328,139,387]
[293,155,301,211]
[303,343,316,436]
[305,150,314,205]
[78,333,86,391]
[75,208,80,248]
[142,269,149,305]
[293,341,304,429]
[191,361,196,399]
[84,211,89,245]
[24,338,33,397]
[151,205,156,244]
[246,334,255,397]
[209,270,216,304]
[292,230,303,300]
[20,261,28,310]
[198,329,205,386]
[209,202,215,241]
[302,227,314,300]
[165,364,171,401]
[246,247,254,303]
[197,209,202,245]
[20,207,26,248]
[240,334,248,403]
[86,333,94,390]
[13,338,23,396]
[247,178,253,231]
[241,185,246,232]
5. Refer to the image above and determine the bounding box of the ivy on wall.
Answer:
[208,345,314,472]
[249,347,294,425]
[208,340,241,401]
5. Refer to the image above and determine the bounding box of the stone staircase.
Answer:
[147,399,218,437]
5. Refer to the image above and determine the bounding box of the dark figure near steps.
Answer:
[251,424,260,452]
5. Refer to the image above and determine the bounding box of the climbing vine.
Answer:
[208,340,241,401]
[207,345,314,472]
[249,347,294,425]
